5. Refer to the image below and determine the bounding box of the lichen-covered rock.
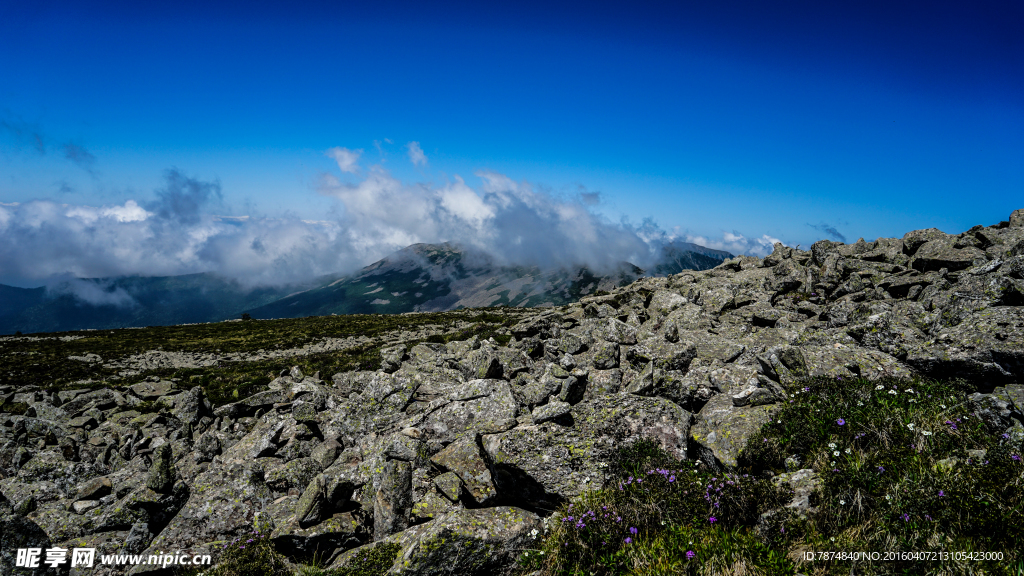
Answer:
[75,476,112,501]
[531,401,571,424]
[771,468,822,519]
[590,340,620,369]
[432,472,463,502]
[265,457,322,494]
[411,489,455,522]
[194,430,221,463]
[690,392,781,471]
[381,345,407,373]
[375,459,413,540]
[905,307,1024,383]
[143,462,271,558]
[0,513,57,576]
[482,394,690,509]
[429,436,496,506]
[172,386,209,426]
[600,318,637,344]
[331,506,541,576]
[294,474,329,525]
[145,443,176,494]
[418,380,518,444]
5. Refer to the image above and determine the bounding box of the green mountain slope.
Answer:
[0,242,731,333]
[0,274,307,335]
[244,242,721,320]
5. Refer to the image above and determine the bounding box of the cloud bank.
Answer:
[0,154,784,291]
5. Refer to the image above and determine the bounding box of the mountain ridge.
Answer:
[0,241,731,334]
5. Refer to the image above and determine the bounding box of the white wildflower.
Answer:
[888,390,897,395]
[940,404,947,409]
[840,500,846,505]
[922,431,932,436]
[876,385,885,390]
[845,448,852,454]
[907,423,915,430]
[833,451,840,457]
[828,443,837,449]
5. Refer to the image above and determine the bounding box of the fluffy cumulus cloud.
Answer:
[317,166,654,271]
[0,151,786,291]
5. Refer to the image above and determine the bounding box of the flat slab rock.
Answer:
[330,506,541,575]
[129,380,175,400]
[691,392,781,470]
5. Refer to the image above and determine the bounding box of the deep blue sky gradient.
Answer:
[1,0,1021,258]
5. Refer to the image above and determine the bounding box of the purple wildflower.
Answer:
[1012,454,1021,462]
[837,418,846,426]
[686,550,696,559]
[624,537,632,544]
[901,513,910,522]
[709,516,717,523]
[938,490,945,497]
[629,527,638,535]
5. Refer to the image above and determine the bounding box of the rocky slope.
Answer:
[2,210,1024,575]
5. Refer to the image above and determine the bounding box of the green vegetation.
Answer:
[204,532,290,576]
[524,376,1024,575]
[1,400,28,415]
[521,440,793,575]
[329,542,402,576]
[0,308,526,405]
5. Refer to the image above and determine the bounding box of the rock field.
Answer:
[2,209,1024,575]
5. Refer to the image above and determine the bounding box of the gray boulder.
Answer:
[483,394,690,509]
[331,507,541,576]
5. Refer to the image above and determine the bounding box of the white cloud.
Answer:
[46,279,138,308]
[406,141,427,166]
[64,200,150,225]
[438,176,493,229]
[680,231,783,256]
[0,156,785,289]
[325,147,362,174]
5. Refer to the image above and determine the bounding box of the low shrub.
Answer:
[526,376,1024,575]
[524,440,792,575]
[206,531,290,576]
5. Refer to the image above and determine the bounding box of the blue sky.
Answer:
[0,0,1021,286]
